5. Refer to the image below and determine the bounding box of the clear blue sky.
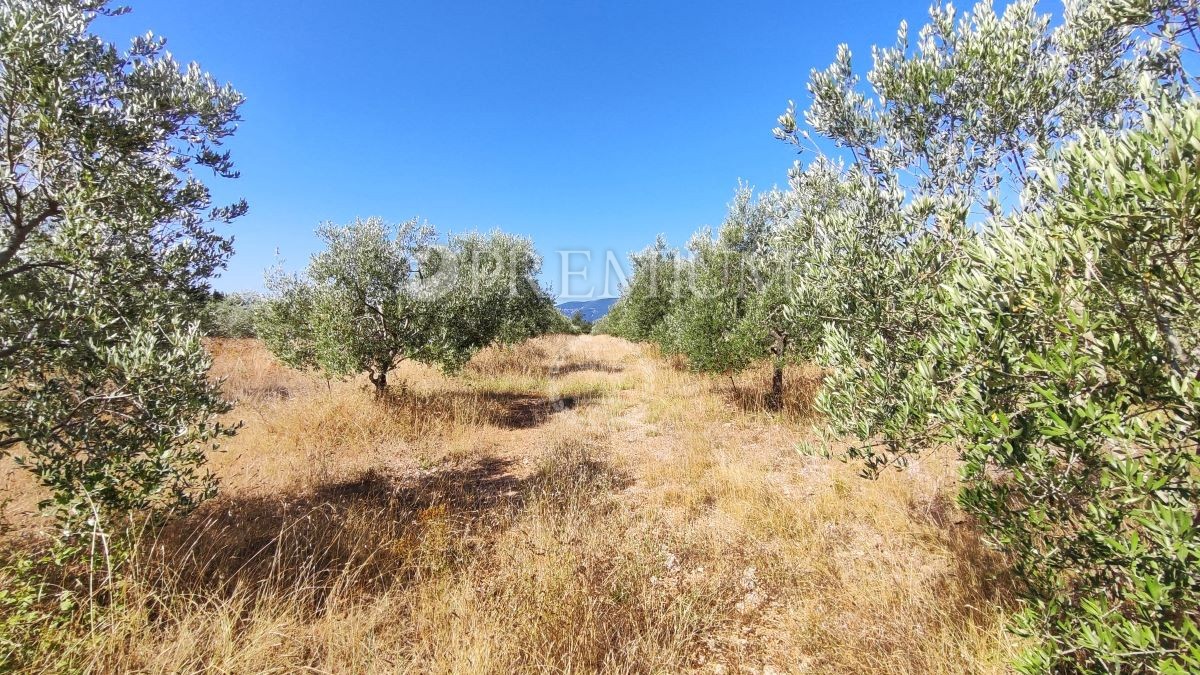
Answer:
[98,0,933,300]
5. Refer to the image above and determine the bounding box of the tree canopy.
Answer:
[259,217,560,397]
[0,0,244,543]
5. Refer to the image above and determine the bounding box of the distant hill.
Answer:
[556,297,618,322]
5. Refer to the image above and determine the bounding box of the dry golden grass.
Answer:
[0,335,1018,673]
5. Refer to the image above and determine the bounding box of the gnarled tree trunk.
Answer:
[368,370,387,399]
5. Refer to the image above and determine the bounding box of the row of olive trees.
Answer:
[602,189,805,406]
[257,216,563,397]
[608,0,1200,671]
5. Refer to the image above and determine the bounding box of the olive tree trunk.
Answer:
[369,370,387,399]
[768,330,787,410]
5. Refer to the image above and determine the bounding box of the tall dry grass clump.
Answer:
[1,335,1017,673]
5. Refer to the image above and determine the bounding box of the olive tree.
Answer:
[610,186,821,407]
[780,157,954,459]
[771,0,1199,668]
[604,236,689,343]
[664,186,802,406]
[568,310,593,334]
[0,0,244,544]
[935,93,1200,673]
[203,292,264,338]
[774,0,1196,469]
[259,217,557,397]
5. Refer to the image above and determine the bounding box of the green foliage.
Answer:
[203,292,264,338]
[568,310,594,334]
[590,314,613,335]
[615,0,1199,669]
[0,0,242,542]
[259,217,558,396]
[785,158,961,464]
[546,308,577,335]
[603,236,688,342]
[0,552,76,671]
[609,187,809,403]
[936,94,1200,673]
[660,224,759,374]
[770,0,1200,669]
[669,187,802,401]
[774,0,1194,468]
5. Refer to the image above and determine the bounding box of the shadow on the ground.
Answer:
[137,443,629,610]
[142,456,522,601]
[719,369,823,420]
[472,391,601,429]
[549,361,624,376]
[381,389,603,430]
[908,490,1020,618]
[522,440,635,509]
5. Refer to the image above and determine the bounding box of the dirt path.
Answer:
[1,335,1016,674]
[410,334,1012,673]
